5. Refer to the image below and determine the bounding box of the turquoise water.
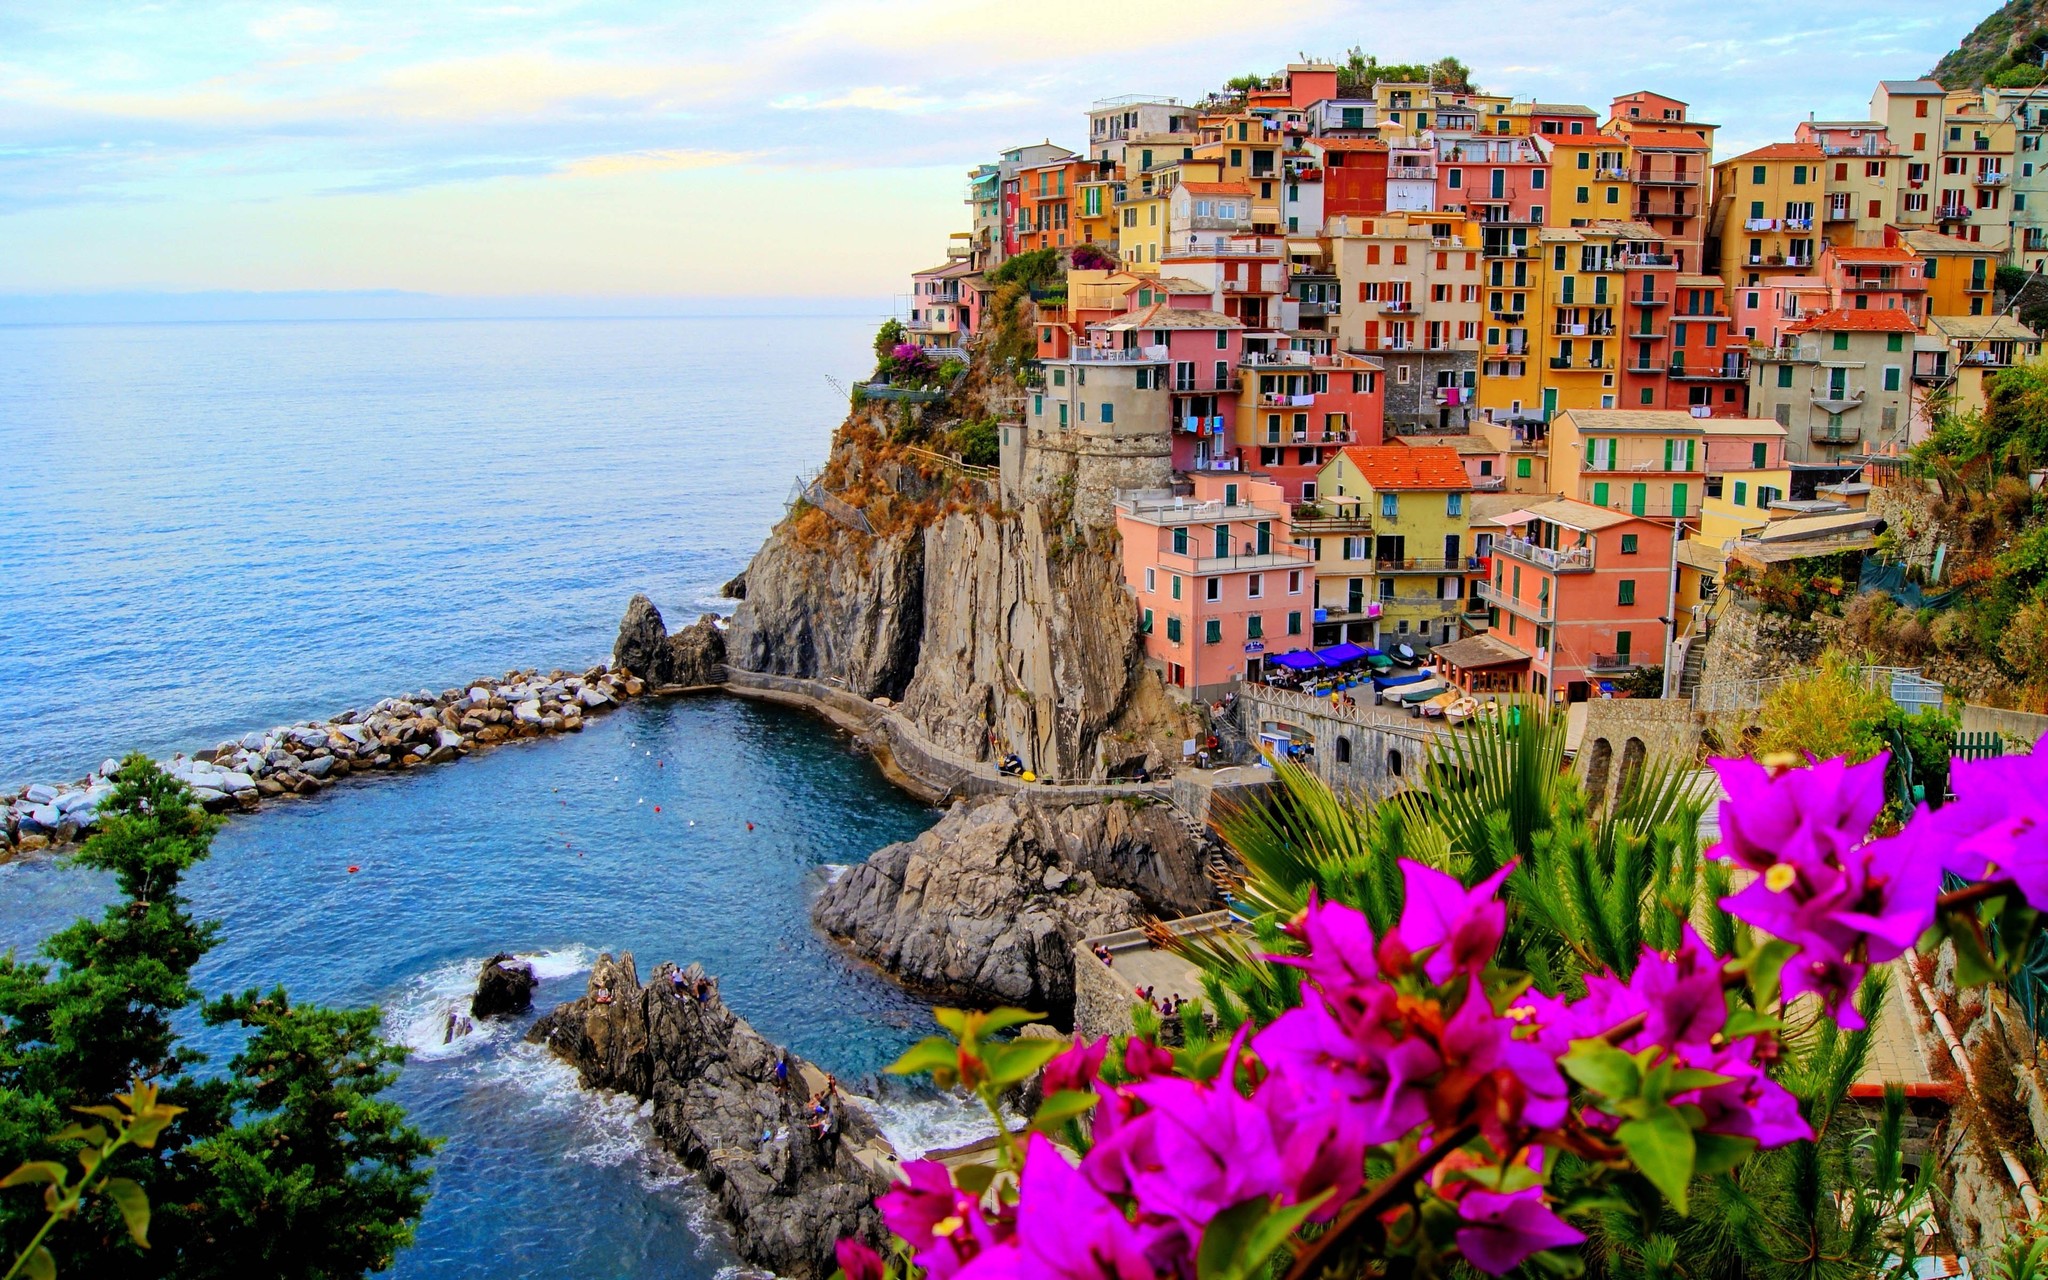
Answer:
[0,317,970,1277]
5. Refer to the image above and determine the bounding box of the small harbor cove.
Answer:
[0,693,981,1279]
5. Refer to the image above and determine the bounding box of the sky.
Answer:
[0,1,1990,304]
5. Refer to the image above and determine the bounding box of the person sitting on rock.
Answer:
[774,1055,790,1086]
[694,977,712,1003]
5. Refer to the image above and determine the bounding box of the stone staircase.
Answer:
[1678,633,1710,698]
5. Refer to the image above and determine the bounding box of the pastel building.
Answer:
[1713,142,1826,286]
[1307,446,1473,650]
[1550,408,1783,520]
[1087,303,1246,472]
[1747,309,1918,462]
[1481,498,1675,701]
[1235,351,1385,500]
[1116,471,1313,698]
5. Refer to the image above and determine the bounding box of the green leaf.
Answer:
[102,1177,151,1247]
[21,1244,55,1280]
[981,1037,1066,1086]
[48,1125,105,1147]
[973,1009,1048,1038]
[0,1161,67,1188]
[885,1037,960,1079]
[1691,1132,1758,1179]
[1029,1090,1098,1133]
[1658,1067,1734,1095]
[1737,939,1797,1009]
[1195,1192,1332,1280]
[124,1111,178,1150]
[1561,1039,1641,1100]
[1946,918,2004,987]
[1720,1008,1780,1040]
[932,1008,973,1038]
[69,1105,123,1124]
[951,1161,999,1194]
[1618,1105,1697,1214]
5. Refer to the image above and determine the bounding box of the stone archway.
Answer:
[1584,737,1614,810]
[1618,736,1647,799]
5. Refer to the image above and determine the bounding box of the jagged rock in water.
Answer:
[528,954,892,1279]
[612,595,728,687]
[812,793,1217,1022]
[720,572,748,600]
[470,953,537,1018]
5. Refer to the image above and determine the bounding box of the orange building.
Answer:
[1480,497,1673,701]
[1014,158,1095,252]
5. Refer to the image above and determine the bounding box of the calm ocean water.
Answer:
[0,317,974,1277]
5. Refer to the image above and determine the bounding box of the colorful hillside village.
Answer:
[902,67,2042,705]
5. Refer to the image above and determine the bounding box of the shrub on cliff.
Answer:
[0,756,434,1278]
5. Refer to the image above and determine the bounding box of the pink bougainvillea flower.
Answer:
[1043,1034,1109,1097]
[1271,891,1383,995]
[1710,753,1889,874]
[1436,985,1569,1147]
[1397,859,1513,983]
[1453,1187,1585,1275]
[968,1134,1190,1280]
[1254,988,1440,1146]
[878,1159,1004,1279]
[835,1238,886,1280]
[1896,736,2048,908]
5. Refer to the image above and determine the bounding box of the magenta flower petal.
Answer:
[1454,1187,1585,1275]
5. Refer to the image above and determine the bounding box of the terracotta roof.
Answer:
[1099,302,1242,330]
[1786,308,1920,335]
[1339,445,1469,491]
[1179,181,1250,195]
[1825,244,1916,263]
[1724,142,1824,164]
[1148,276,1212,294]
[1898,228,1990,254]
[1394,432,1498,455]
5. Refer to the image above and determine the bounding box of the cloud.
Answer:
[553,147,752,178]
[770,84,1036,114]
[250,6,340,43]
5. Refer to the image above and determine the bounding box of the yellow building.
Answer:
[1937,91,2015,254]
[1308,445,1474,649]
[1900,228,1999,318]
[1869,79,1947,233]
[1714,143,1826,289]
[1472,418,1552,492]
[1324,212,1485,433]
[1548,131,1636,227]
[1076,176,1117,247]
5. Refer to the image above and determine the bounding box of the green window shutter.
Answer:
[1620,533,1638,553]
[1630,483,1646,515]
[1671,482,1688,516]
[1662,439,1673,470]
[1205,619,1221,644]
[1833,332,1849,351]
[1618,579,1636,605]
[1887,334,1903,352]
[1247,615,1263,639]
[1167,616,1181,642]
[1685,439,1696,470]
[1592,481,1609,506]
[1733,480,1747,505]
[1517,458,1532,478]
[1777,365,1793,388]
[1752,442,1766,468]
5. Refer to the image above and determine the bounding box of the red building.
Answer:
[1313,139,1389,220]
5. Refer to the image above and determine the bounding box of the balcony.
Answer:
[1259,391,1317,408]
[1495,535,1594,572]
[1810,423,1860,445]
[1752,343,1817,362]
[1389,164,1436,181]
[1377,557,1467,573]
[1379,298,1418,314]
[1629,290,1671,307]
[1596,165,1631,181]
[1811,388,1864,413]
[1826,201,1854,221]
[1170,375,1241,393]
[1587,653,1645,673]
[1937,206,1973,222]
[1621,252,1677,269]
[1626,361,1661,373]
[1552,322,1617,337]
[1070,345,1171,363]
[1475,579,1553,621]
[1670,359,1747,381]
[1978,171,2009,187]
[1632,169,1700,186]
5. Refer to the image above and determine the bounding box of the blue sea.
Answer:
[0,316,973,1278]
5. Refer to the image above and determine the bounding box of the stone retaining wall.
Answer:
[1236,684,1441,801]
[1575,698,1705,809]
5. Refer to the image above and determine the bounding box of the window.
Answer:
[1516,458,1532,478]
[1166,615,1182,642]
[1141,608,1153,634]
[1751,442,1766,468]
[1620,533,1638,553]
[1170,574,1183,600]
[1101,402,1114,424]
[1777,365,1793,388]
[1248,573,1263,599]
[1033,394,1043,416]
[1618,579,1636,606]
[1887,334,1904,353]
[1247,614,1263,640]
[1287,610,1302,635]
[1144,567,1156,592]
[1733,480,1748,505]
[1381,493,1399,518]
[1172,526,1187,555]
[1288,569,1302,594]
[1205,577,1222,602]
[1884,366,1901,391]
[1832,332,1849,352]
[1446,493,1463,516]
[1204,618,1222,645]
[1751,165,1765,184]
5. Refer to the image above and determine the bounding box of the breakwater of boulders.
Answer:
[3,665,652,857]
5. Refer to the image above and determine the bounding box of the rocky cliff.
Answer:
[728,406,1195,781]
[812,792,1217,1022]
[1933,0,2048,88]
[613,595,728,688]
[528,953,892,1279]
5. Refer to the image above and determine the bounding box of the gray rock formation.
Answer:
[728,524,925,702]
[720,572,748,600]
[812,793,1217,1021]
[528,953,892,1280]
[471,953,536,1018]
[612,595,728,688]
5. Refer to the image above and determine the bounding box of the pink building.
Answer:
[1087,303,1246,471]
[1816,243,1927,323]
[1479,497,1673,702]
[1435,133,1552,229]
[1115,472,1313,698]
[1730,275,1832,348]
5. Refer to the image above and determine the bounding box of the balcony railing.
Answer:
[1389,165,1436,181]
[1495,535,1595,572]
[1811,388,1864,412]
[1752,343,1818,362]
[1376,557,1468,573]
[1475,579,1552,621]
[1587,653,1644,673]
[1629,290,1671,306]
[1669,360,1748,380]
[1937,206,1973,222]
[1621,253,1677,268]
[1978,171,2009,187]
[1826,201,1854,220]
[1810,423,1860,445]
[1070,345,1171,363]
[1379,298,1417,314]
[1171,375,1241,392]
